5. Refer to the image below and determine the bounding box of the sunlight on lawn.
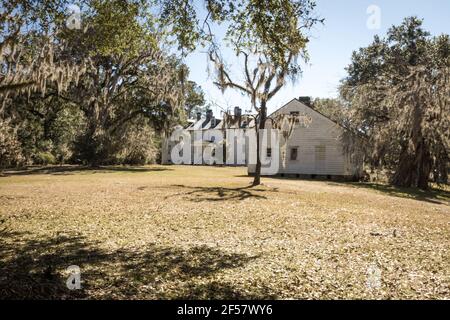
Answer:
[0,166,449,299]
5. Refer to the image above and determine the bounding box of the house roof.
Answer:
[184,98,349,131]
[186,115,254,130]
[186,117,223,130]
[269,98,349,131]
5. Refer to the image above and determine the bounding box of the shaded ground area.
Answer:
[0,230,262,299]
[0,165,449,299]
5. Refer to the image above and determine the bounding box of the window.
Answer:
[290,147,298,161]
[290,111,300,116]
[267,148,272,158]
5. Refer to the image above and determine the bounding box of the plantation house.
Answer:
[162,98,362,180]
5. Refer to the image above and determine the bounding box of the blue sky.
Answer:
[184,0,450,115]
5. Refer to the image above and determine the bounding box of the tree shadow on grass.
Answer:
[326,181,450,205]
[0,165,172,177]
[0,230,263,299]
[167,184,279,202]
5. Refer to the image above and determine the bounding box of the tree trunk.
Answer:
[252,100,267,186]
[76,101,103,167]
[416,139,431,190]
[391,139,431,190]
[391,149,416,188]
[391,100,432,190]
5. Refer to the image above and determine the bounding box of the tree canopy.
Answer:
[341,17,449,189]
[0,0,205,167]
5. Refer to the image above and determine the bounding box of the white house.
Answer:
[161,107,249,166]
[247,98,362,180]
[162,98,362,180]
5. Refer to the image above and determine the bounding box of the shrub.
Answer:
[35,151,56,165]
[115,125,158,165]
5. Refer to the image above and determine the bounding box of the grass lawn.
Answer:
[0,165,449,299]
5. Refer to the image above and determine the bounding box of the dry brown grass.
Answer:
[0,165,449,299]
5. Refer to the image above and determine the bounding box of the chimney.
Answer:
[206,109,213,121]
[196,112,201,121]
[234,106,242,118]
[298,96,312,107]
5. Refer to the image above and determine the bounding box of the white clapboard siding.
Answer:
[249,99,358,176]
